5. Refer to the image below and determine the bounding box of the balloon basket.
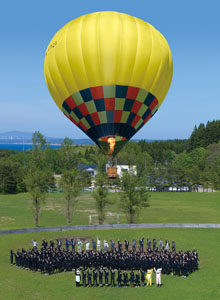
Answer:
[107,167,117,179]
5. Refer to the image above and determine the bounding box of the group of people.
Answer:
[28,237,176,253]
[10,236,199,287]
[74,267,162,287]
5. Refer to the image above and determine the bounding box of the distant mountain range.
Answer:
[0,131,94,145]
[0,131,156,145]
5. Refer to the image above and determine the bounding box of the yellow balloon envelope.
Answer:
[44,11,173,157]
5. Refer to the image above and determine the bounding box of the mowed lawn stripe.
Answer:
[0,192,220,230]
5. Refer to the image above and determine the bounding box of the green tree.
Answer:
[117,141,142,165]
[205,143,220,191]
[25,169,53,226]
[59,168,88,224]
[169,153,189,191]
[205,120,220,146]
[119,171,150,223]
[188,120,220,151]
[206,162,220,191]
[59,137,90,224]
[165,150,176,164]
[44,147,62,174]
[187,148,207,190]
[0,158,17,194]
[0,157,26,194]
[60,137,78,171]
[92,154,109,224]
[25,131,54,227]
[136,152,154,178]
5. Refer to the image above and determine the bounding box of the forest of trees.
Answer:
[0,120,219,196]
[188,120,220,151]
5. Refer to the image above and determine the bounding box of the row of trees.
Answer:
[0,132,150,226]
[0,132,89,226]
[25,133,91,226]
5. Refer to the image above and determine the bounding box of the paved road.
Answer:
[0,223,220,235]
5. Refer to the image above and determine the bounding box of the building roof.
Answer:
[77,164,97,170]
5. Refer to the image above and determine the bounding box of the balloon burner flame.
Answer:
[107,137,116,155]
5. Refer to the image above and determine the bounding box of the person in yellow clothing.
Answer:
[146,269,153,286]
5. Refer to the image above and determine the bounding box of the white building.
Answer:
[78,164,98,177]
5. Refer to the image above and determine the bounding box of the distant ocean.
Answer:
[0,138,151,151]
[0,144,61,151]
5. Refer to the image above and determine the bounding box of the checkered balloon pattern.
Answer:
[62,85,158,157]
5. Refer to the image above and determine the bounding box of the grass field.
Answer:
[0,192,219,300]
[0,192,220,230]
[0,228,220,300]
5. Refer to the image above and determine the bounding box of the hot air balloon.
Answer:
[44,11,173,175]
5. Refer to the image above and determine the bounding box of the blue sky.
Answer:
[0,0,219,140]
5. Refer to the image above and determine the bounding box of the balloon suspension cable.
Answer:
[108,158,114,168]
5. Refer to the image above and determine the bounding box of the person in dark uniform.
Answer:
[135,272,140,286]
[82,268,87,287]
[110,268,115,287]
[56,239,62,250]
[14,251,18,266]
[132,240,136,251]
[71,239,75,252]
[92,239,96,251]
[17,250,22,267]
[153,239,157,250]
[39,258,44,273]
[93,268,98,286]
[158,238,163,251]
[99,267,103,287]
[172,241,176,251]
[10,250,14,265]
[42,239,48,249]
[123,271,128,286]
[44,259,49,275]
[130,271,135,287]
[49,240,55,250]
[111,240,115,251]
[104,268,109,286]
[49,260,53,275]
[147,238,151,250]
[57,256,62,273]
[139,238,144,252]
[140,269,145,286]
[125,239,129,251]
[118,240,122,252]
[33,254,38,272]
[65,238,70,251]
[87,268,92,287]
[117,269,122,287]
